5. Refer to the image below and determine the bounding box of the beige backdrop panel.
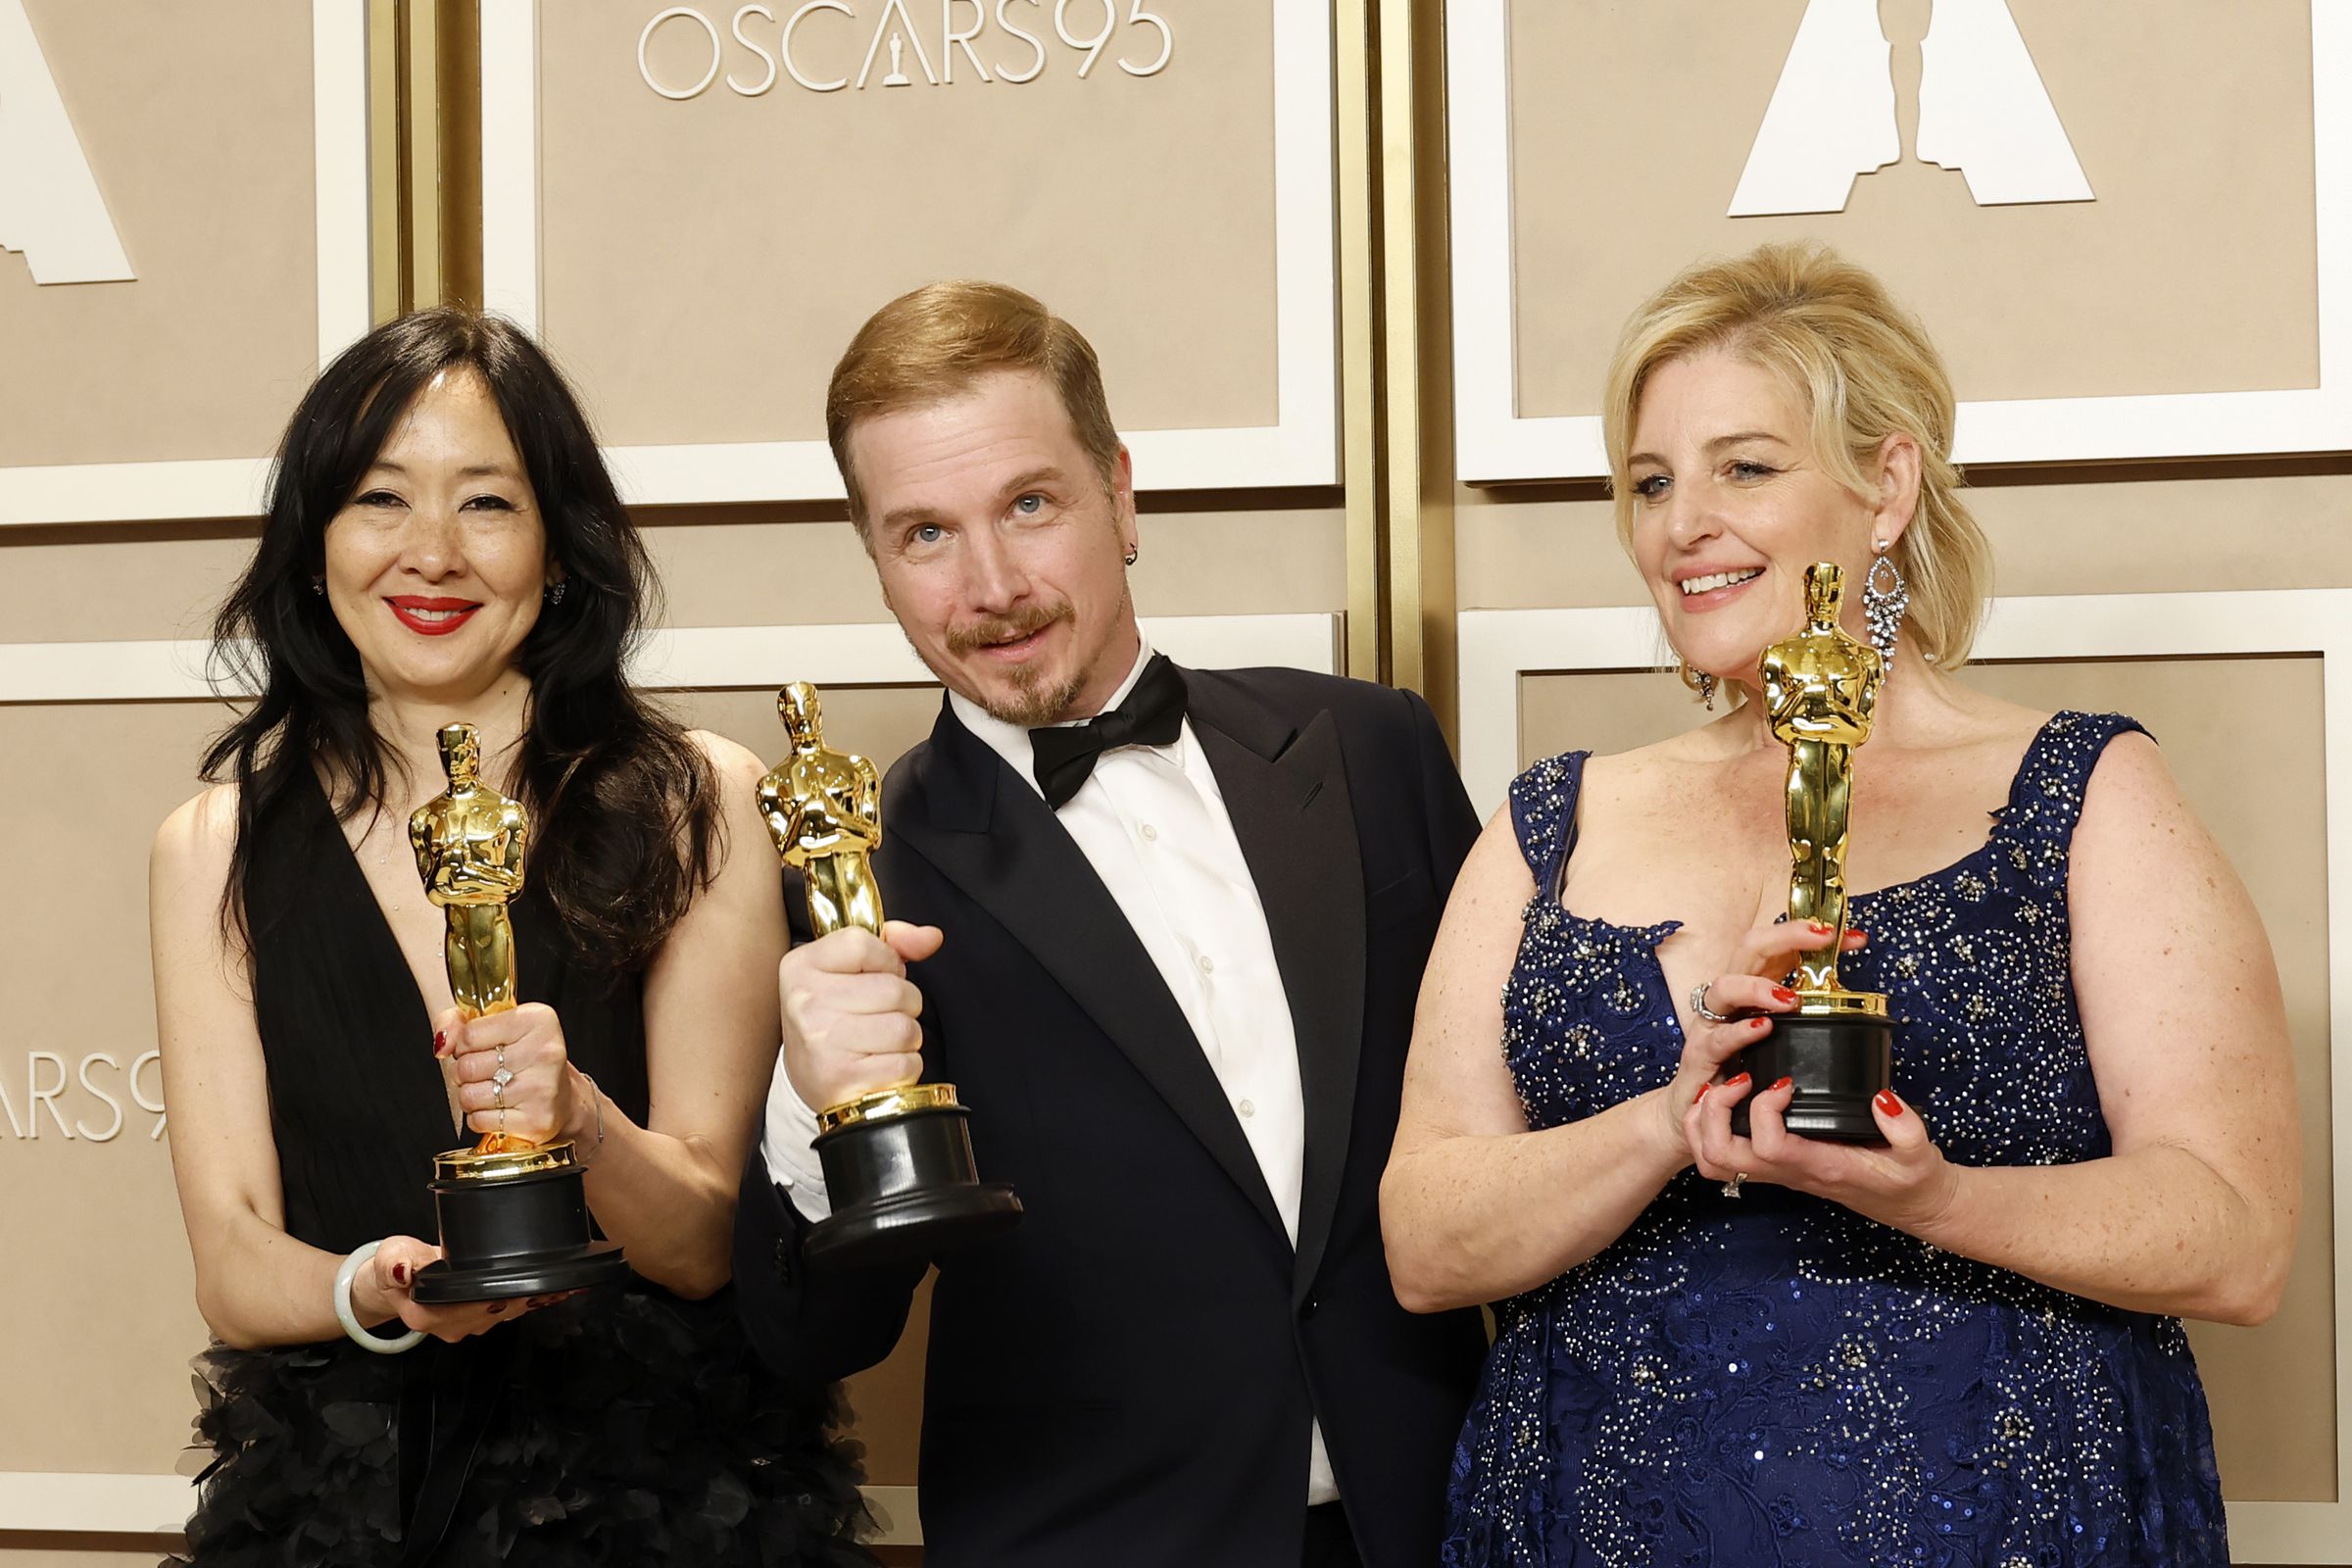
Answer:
[537,1,1279,448]
[1506,0,2318,417]
[0,0,321,469]
[1514,655,2337,1506]
[0,702,216,1477]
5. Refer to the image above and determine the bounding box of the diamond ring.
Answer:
[492,1067,515,1091]
[1690,983,1734,1024]
[1721,1172,1748,1199]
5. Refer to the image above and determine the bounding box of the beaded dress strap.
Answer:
[1995,711,2151,861]
[1507,751,1592,902]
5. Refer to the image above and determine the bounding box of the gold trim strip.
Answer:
[1336,0,1386,684]
[367,0,402,322]
[436,0,484,306]
[1794,990,1893,1020]
[433,1140,577,1183]
[404,0,442,307]
[1378,0,1459,734]
[816,1083,963,1136]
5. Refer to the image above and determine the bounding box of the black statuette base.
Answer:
[1728,1010,1893,1146]
[807,1103,1022,1270]
[413,1164,629,1304]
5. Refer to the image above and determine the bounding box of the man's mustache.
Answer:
[946,604,1071,658]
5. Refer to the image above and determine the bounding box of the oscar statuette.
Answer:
[760,683,1022,1268]
[1729,564,1895,1146]
[409,722,629,1302]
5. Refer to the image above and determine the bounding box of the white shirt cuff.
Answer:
[760,1054,834,1223]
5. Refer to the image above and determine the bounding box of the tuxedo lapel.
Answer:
[1186,672,1367,1302]
[891,703,1287,1238]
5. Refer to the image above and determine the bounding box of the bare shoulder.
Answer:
[2062,720,2240,922]
[1446,801,1542,920]
[2075,727,2191,838]
[154,782,239,876]
[151,784,241,957]
[685,728,769,790]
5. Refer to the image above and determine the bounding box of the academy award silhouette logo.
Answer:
[1731,0,2091,216]
[0,0,134,283]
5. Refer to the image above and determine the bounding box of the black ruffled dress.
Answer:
[172,775,873,1566]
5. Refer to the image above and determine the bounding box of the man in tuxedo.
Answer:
[735,281,1486,1568]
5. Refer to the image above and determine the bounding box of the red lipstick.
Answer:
[386,596,481,636]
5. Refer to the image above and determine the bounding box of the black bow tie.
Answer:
[1029,654,1189,808]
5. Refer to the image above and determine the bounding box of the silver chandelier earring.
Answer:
[545,580,567,606]
[1677,661,1717,710]
[1864,539,1909,667]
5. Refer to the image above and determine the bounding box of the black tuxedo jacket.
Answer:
[736,665,1487,1567]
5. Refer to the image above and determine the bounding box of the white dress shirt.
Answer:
[760,641,1338,1506]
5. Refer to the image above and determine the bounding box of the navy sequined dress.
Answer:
[1443,712,2228,1568]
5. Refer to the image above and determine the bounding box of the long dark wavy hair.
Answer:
[204,308,717,971]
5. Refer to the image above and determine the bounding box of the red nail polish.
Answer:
[1770,986,1796,1004]
[1771,1076,1794,1093]
[432,1031,445,1056]
[487,1302,506,1315]
[1695,1082,1713,1102]
[1726,1071,1750,1087]
[1845,928,1867,942]
[391,1261,409,1285]
[1808,920,1835,934]
[1875,1088,1903,1117]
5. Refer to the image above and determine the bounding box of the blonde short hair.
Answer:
[1601,243,1992,668]
[826,280,1122,534]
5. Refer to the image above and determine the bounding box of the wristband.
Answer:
[334,1241,426,1354]
[576,1070,608,1165]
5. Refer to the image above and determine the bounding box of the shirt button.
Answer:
[1140,822,1158,842]
[1197,954,1214,974]
[1238,1099,1256,1118]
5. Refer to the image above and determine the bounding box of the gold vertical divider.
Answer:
[368,0,404,322]
[1376,0,1458,734]
[393,0,483,311]
[403,0,441,306]
[1339,0,1462,722]
[1336,0,1388,684]
[435,0,485,307]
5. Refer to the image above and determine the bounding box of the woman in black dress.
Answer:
[149,309,872,1565]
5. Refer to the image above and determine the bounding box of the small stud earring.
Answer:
[545,581,567,606]
[310,576,324,596]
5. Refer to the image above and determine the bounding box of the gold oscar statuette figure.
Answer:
[408,722,628,1302]
[414,722,529,1093]
[760,683,1021,1268]
[1728,564,1896,1145]
[759,683,887,939]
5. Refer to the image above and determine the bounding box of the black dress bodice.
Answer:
[176,766,871,1568]
[248,770,650,1252]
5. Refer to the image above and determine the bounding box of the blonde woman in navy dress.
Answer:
[1382,244,2298,1567]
